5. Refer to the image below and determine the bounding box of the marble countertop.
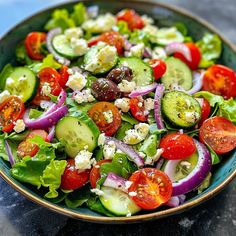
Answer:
[0,0,236,235]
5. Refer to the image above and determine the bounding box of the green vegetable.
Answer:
[70,3,88,26]
[206,143,221,165]
[139,134,158,157]
[15,42,34,65]
[3,131,30,142]
[149,123,166,135]
[115,122,133,140]
[114,21,131,35]
[121,113,138,125]
[197,172,212,194]
[29,109,43,119]
[174,22,188,36]
[0,138,9,161]
[129,29,150,46]
[0,64,13,90]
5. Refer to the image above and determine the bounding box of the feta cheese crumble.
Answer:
[74,89,95,104]
[114,98,130,112]
[66,72,87,91]
[41,82,52,96]
[103,141,116,159]
[98,133,106,146]
[70,38,88,56]
[141,14,154,25]
[118,80,136,93]
[185,111,200,123]
[145,148,164,165]
[152,46,167,60]
[64,27,83,39]
[144,98,154,111]
[13,119,25,133]
[129,43,145,58]
[75,148,95,172]
[103,110,113,124]
[0,90,11,104]
[91,188,104,196]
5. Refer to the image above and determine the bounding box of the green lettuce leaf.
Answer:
[70,3,88,26]
[0,64,13,90]
[113,21,131,35]
[194,91,224,107]
[129,29,150,46]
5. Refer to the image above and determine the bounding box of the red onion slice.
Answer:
[129,83,157,98]
[4,140,15,167]
[104,137,144,167]
[163,139,212,196]
[154,84,166,130]
[47,126,55,142]
[46,28,70,66]
[23,105,68,129]
[143,47,152,58]
[186,70,205,95]
[103,172,129,193]
[165,194,186,207]
[165,42,192,61]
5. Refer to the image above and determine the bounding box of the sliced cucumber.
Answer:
[52,34,79,59]
[119,57,153,86]
[99,186,141,216]
[154,27,184,46]
[161,57,192,90]
[4,67,38,102]
[162,91,201,128]
[55,113,100,157]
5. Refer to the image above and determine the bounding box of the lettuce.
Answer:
[129,29,150,46]
[71,3,88,26]
[114,21,131,35]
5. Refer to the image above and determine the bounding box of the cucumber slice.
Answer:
[52,34,79,59]
[55,114,100,157]
[155,27,184,46]
[119,57,153,86]
[99,186,141,216]
[162,91,201,128]
[4,67,38,102]
[161,57,192,90]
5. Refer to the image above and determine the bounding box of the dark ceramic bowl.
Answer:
[0,0,236,223]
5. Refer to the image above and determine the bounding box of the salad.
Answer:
[0,3,236,217]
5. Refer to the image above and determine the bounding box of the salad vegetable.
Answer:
[0,3,236,217]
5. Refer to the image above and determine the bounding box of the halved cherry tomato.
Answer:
[148,59,167,80]
[25,32,46,60]
[128,168,172,210]
[60,159,90,190]
[198,98,211,127]
[17,129,48,158]
[202,65,236,99]
[32,67,62,106]
[0,96,25,133]
[199,116,236,154]
[89,159,112,188]
[117,9,144,31]
[129,98,148,122]
[160,133,196,160]
[174,43,201,70]
[88,31,124,55]
[87,102,121,136]
[59,65,70,88]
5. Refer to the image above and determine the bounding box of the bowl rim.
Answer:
[0,0,236,223]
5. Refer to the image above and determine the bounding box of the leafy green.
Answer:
[115,122,132,140]
[129,29,150,46]
[197,172,212,194]
[66,97,96,114]
[29,109,43,119]
[0,64,13,90]
[114,21,131,35]
[3,131,30,142]
[194,91,224,106]
[70,3,88,26]
[40,160,67,198]
[139,134,158,157]
[206,143,221,165]
[175,22,188,36]
[15,42,34,65]
[46,190,67,203]
[0,138,8,161]
[121,113,138,125]
[149,123,166,135]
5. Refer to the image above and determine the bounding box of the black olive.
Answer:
[106,66,133,84]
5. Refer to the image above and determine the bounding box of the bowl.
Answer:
[0,0,236,223]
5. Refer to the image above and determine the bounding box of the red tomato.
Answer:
[174,43,201,70]
[128,168,172,210]
[59,65,70,88]
[60,159,90,190]
[202,65,236,99]
[17,129,48,158]
[25,32,46,60]
[198,98,211,127]
[0,96,25,133]
[160,133,196,160]
[117,9,144,30]
[89,160,112,188]
[129,98,148,122]
[87,102,121,136]
[88,31,124,55]
[199,116,236,154]
[149,59,167,80]
[32,67,62,106]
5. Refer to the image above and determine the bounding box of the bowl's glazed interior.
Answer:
[0,0,235,223]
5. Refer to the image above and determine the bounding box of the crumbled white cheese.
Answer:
[66,72,87,91]
[125,181,133,190]
[70,38,88,56]
[128,191,137,197]
[13,119,25,133]
[103,141,116,159]
[145,148,164,165]
[41,82,52,96]
[98,133,106,146]
[91,188,104,196]
[142,24,158,37]
[144,98,154,111]
[0,90,11,104]
[64,27,83,39]
[152,46,167,60]
[141,14,154,25]
[103,110,113,124]
[135,123,150,139]
[185,111,200,123]
[118,80,136,93]
[82,13,116,33]
[126,212,132,217]
[74,149,95,172]
[114,98,130,112]
[6,77,14,87]
[129,43,145,58]
[74,89,95,104]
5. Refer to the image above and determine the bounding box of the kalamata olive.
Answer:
[91,78,120,101]
[106,66,133,84]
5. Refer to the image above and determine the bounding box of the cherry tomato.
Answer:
[60,159,90,190]
[148,59,167,80]
[87,102,121,136]
[59,65,70,88]
[0,96,25,133]
[202,65,236,99]
[199,116,236,154]
[17,129,48,158]
[88,31,124,55]
[25,32,46,60]
[198,98,211,127]
[32,67,62,106]
[89,159,112,188]
[160,133,196,160]
[129,98,148,122]
[117,9,144,30]
[174,43,201,70]
[128,168,172,210]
